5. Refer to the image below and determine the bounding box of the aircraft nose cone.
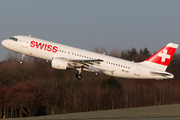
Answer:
[1,40,6,47]
[1,39,9,48]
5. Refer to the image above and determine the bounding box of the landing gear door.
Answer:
[134,65,141,76]
[22,38,29,48]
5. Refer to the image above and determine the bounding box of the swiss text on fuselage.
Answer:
[30,41,58,53]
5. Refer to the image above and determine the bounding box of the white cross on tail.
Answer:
[158,50,170,62]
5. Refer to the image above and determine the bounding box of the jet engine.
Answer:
[51,58,68,70]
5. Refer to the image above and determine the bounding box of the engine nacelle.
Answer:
[51,58,67,70]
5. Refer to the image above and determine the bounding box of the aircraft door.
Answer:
[134,65,141,76]
[22,38,29,48]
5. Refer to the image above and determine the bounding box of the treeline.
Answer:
[0,47,180,118]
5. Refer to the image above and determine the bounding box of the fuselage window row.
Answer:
[59,51,96,60]
[58,50,130,68]
[106,61,130,69]
[58,49,130,69]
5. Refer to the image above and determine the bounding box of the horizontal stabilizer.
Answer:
[150,71,174,79]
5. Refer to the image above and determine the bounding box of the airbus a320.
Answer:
[1,35,179,80]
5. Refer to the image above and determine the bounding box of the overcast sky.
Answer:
[0,0,180,61]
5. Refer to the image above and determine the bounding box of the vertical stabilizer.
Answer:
[140,43,178,71]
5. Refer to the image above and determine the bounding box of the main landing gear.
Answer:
[19,54,25,65]
[76,68,83,80]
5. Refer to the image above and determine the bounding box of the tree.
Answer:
[7,81,40,117]
[110,49,121,58]
[93,47,108,55]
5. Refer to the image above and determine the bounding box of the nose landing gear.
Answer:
[19,60,23,65]
[19,54,25,65]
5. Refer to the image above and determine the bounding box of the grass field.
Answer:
[6,104,180,120]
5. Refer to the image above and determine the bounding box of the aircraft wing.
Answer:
[53,57,115,75]
[87,66,115,75]
[69,59,103,68]
[54,57,103,68]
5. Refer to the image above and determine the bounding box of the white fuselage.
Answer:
[2,36,174,79]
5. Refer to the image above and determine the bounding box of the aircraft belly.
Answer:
[77,60,171,79]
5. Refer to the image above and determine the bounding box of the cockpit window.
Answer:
[9,37,18,41]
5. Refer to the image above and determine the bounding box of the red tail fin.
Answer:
[141,43,178,71]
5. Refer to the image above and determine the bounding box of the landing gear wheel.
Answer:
[76,73,82,80]
[19,60,23,65]
[75,67,83,80]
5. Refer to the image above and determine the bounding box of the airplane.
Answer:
[1,35,179,80]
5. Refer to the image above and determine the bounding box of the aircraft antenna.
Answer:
[29,34,31,37]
